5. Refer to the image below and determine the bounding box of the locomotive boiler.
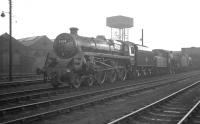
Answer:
[43,27,175,88]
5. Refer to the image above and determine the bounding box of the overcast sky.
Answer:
[0,0,200,51]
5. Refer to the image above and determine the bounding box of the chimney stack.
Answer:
[70,27,78,35]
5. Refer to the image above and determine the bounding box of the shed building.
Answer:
[18,35,53,70]
[0,33,35,75]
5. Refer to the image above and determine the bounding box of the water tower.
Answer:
[106,15,133,41]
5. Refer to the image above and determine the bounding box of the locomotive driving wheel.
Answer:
[94,70,106,85]
[107,69,117,83]
[71,73,82,88]
[85,75,94,87]
[118,68,127,81]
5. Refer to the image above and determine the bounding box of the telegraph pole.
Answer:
[1,0,13,81]
[141,29,144,46]
[9,0,13,81]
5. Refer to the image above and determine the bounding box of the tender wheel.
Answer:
[118,68,127,81]
[136,70,140,77]
[127,70,136,80]
[148,69,152,76]
[107,69,117,83]
[94,71,106,85]
[71,74,82,88]
[143,70,147,77]
[169,69,175,74]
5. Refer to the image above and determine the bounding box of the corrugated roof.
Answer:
[18,35,46,46]
[18,35,53,51]
[1,32,13,40]
[0,33,30,53]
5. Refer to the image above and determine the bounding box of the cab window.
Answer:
[131,47,135,54]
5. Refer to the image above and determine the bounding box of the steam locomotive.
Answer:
[42,27,191,88]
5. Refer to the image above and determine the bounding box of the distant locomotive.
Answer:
[42,27,191,88]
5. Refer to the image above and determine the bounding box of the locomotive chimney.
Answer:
[70,27,78,35]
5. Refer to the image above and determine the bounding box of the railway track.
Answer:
[0,71,198,106]
[108,80,200,124]
[0,74,42,81]
[0,72,199,124]
[177,100,200,124]
[0,71,198,90]
[0,74,176,107]
[0,79,45,89]
[0,71,197,109]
